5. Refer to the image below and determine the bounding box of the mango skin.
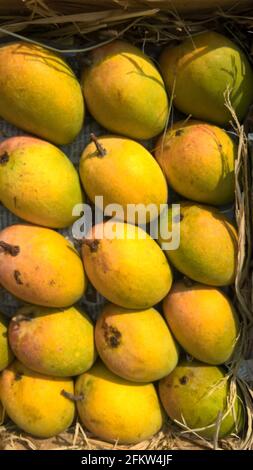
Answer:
[82,221,172,309]
[0,360,75,438]
[0,136,84,228]
[159,360,244,439]
[8,305,96,377]
[159,203,237,286]
[79,135,168,224]
[0,224,86,307]
[0,42,84,144]
[155,120,236,205]
[163,281,239,365]
[0,312,13,371]
[159,31,253,125]
[82,40,168,139]
[75,361,163,444]
[95,303,178,382]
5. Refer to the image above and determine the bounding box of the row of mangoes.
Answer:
[0,296,243,443]
[0,29,251,444]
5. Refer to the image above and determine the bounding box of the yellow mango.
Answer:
[160,31,253,125]
[0,312,13,371]
[95,303,178,382]
[0,360,75,438]
[75,361,163,444]
[82,221,172,309]
[8,305,96,377]
[82,40,168,139]
[159,360,244,439]
[163,281,239,364]
[160,203,237,286]
[0,136,84,228]
[0,42,84,144]
[155,120,236,205]
[79,135,168,224]
[0,224,86,307]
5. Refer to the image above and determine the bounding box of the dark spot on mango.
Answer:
[0,152,9,164]
[175,129,184,137]
[83,238,100,253]
[102,321,121,348]
[14,270,23,285]
[0,241,20,256]
[13,196,17,208]
[179,375,189,385]
[15,372,23,381]
[49,279,56,286]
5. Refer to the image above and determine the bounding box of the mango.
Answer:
[160,203,237,286]
[82,221,172,309]
[0,312,13,371]
[0,136,84,228]
[0,42,84,144]
[95,303,178,382]
[75,361,163,444]
[163,281,239,364]
[8,305,96,377]
[159,360,244,439]
[79,135,168,224]
[82,40,168,139]
[159,31,253,125]
[0,224,86,307]
[155,120,236,205]
[0,360,75,438]
[0,393,4,424]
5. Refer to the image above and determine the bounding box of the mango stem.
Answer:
[90,133,107,157]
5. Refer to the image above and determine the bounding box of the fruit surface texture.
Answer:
[75,361,163,444]
[155,120,236,205]
[0,224,86,307]
[95,303,178,382]
[0,361,75,438]
[8,305,96,377]
[159,360,243,439]
[0,136,84,228]
[159,31,253,124]
[80,135,168,223]
[0,42,84,144]
[82,221,172,309]
[163,281,239,364]
[82,40,168,139]
[160,203,237,286]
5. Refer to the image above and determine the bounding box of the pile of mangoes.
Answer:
[0,30,252,444]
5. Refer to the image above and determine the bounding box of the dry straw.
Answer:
[0,0,253,451]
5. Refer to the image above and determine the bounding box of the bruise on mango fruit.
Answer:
[95,303,178,382]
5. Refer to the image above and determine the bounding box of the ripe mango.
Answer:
[0,136,84,228]
[79,135,168,224]
[82,221,172,309]
[159,360,244,439]
[0,360,75,438]
[95,303,178,382]
[0,224,86,307]
[163,281,239,364]
[155,120,236,205]
[82,40,168,139]
[160,203,237,286]
[159,31,253,125]
[0,42,84,144]
[8,305,96,377]
[0,312,13,371]
[75,361,163,444]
